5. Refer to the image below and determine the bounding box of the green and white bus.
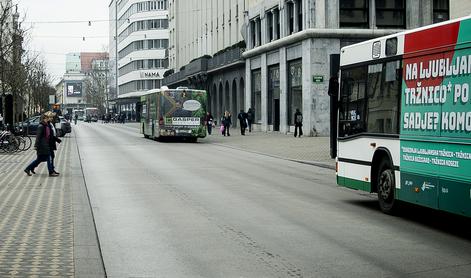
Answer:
[140,87,207,142]
[337,16,471,217]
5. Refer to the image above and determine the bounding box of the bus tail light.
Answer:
[159,117,164,125]
[336,162,338,173]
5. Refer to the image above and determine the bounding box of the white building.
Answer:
[164,0,248,121]
[109,0,169,120]
[168,0,247,70]
[243,0,469,136]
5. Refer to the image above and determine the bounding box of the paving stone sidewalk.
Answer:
[0,133,105,277]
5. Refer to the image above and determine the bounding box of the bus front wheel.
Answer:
[377,160,396,214]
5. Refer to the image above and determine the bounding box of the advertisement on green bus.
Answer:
[400,18,471,215]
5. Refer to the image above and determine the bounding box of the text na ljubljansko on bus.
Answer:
[140,87,207,141]
[337,16,471,217]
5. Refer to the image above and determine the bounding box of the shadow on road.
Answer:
[347,199,471,240]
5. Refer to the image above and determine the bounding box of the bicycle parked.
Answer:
[0,124,32,153]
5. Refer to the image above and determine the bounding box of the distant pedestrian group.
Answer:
[213,108,255,136]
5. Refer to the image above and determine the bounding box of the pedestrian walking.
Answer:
[46,111,61,175]
[74,113,78,125]
[24,113,58,177]
[221,111,232,136]
[247,108,254,132]
[237,109,247,135]
[294,108,303,137]
[204,112,214,135]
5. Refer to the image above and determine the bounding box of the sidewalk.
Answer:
[0,133,105,277]
[126,122,335,169]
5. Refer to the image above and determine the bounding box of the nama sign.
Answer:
[140,71,161,78]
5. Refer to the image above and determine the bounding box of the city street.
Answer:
[74,123,471,278]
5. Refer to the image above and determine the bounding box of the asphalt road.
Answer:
[75,122,471,278]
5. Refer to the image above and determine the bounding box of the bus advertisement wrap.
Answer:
[337,16,471,217]
[400,19,471,214]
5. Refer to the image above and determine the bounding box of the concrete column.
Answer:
[407,0,421,29]
[302,39,313,136]
[369,0,376,29]
[261,53,268,132]
[279,47,288,133]
[245,59,252,112]
[280,3,287,38]
[325,0,338,28]
[301,0,306,30]
[315,0,325,28]
[260,14,267,45]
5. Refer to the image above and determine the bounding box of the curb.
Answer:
[211,142,336,170]
[71,131,107,277]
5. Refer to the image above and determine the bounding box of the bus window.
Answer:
[339,66,368,137]
[366,60,401,134]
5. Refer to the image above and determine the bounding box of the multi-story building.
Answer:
[163,0,248,122]
[243,0,470,135]
[59,52,109,115]
[109,0,170,121]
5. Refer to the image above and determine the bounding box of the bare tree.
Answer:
[0,1,16,125]
[84,54,109,114]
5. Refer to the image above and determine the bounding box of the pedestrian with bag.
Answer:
[294,108,303,137]
[204,112,214,135]
[221,111,232,136]
[24,113,58,177]
[237,109,247,135]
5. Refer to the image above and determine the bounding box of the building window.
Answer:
[288,60,302,125]
[250,20,256,48]
[275,9,280,39]
[433,0,449,23]
[297,0,303,31]
[268,66,280,126]
[339,0,369,28]
[375,0,405,29]
[251,70,262,123]
[267,11,273,42]
[287,1,294,34]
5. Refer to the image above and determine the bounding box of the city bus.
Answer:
[72,109,84,121]
[84,107,99,122]
[140,87,207,142]
[336,16,471,217]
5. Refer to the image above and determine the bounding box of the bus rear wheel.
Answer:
[377,160,396,214]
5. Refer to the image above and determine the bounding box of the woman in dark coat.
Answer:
[24,113,58,177]
[221,111,232,136]
[46,111,61,175]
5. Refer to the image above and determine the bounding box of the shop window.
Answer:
[251,70,262,123]
[288,60,302,125]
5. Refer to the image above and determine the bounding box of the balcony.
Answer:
[208,46,244,71]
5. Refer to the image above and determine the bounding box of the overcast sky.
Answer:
[17,0,110,84]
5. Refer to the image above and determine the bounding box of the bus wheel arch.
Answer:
[371,149,396,214]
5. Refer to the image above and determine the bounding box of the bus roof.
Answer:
[340,15,471,67]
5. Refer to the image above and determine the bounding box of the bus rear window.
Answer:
[339,60,401,138]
